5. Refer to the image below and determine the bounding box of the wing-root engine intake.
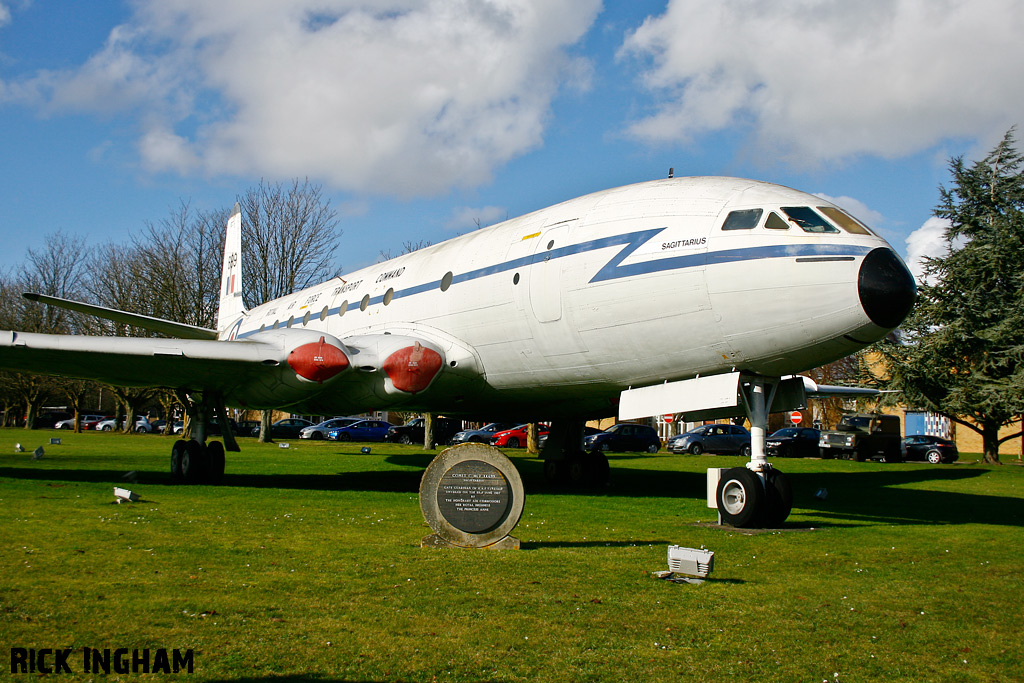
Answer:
[288,335,351,383]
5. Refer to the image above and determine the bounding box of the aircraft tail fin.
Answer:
[217,203,246,337]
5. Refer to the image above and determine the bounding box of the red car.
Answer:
[489,424,549,448]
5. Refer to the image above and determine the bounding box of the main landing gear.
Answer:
[540,420,610,487]
[169,390,235,485]
[712,376,794,528]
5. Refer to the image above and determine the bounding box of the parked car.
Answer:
[901,434,959,464]
[327,419,395,442]
[669,423,751,456]
[55,414,106,430]
[300,417,360,440]
[386,417,463,445]
[584,423,661,453]
[450,422,520,445]
[819,413,901,461]
[97,415,150,432]
[236,420,260,436]
[490,424,549,448]
[250,418,314,439]
[765,427,822,458]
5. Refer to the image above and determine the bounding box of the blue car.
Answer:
[327,419,395,442]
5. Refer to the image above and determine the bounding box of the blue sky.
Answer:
[1,1,1021,284]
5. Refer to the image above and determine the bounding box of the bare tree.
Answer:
[3,234,91,428]
[240,179,343,442]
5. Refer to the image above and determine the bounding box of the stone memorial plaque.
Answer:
[436,459,511,533]
[420,443,524,549]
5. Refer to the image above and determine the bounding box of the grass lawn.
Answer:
[1,429,1021,682]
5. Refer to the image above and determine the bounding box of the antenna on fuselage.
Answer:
[668,167,674,178]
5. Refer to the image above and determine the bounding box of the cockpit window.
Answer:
[765,212,789,229]
[818,206,873,235]
[781,207,839,233]
[721,208,763,230]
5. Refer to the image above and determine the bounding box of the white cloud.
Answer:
[445,205,508,231]
[9,0,601,196]
[621,0,1024,166]
[0,4,10,28]
[905,216,950,285]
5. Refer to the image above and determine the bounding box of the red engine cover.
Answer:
[381,341,443,394]
[287,336,350,383]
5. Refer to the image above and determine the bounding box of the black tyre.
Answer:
[567,453,588,485]
[170,440,188,482]
[762,468,793,528]
[181,440,207,483]
[646,443,659,453]
[589,451,610,486]
[206,441,226,484]
[740,444,752,458]
[716,467,764,528]
[311,431,323,440]
[399,434,413,445]
[688,442,704,455]
[926,449,942,464]
[543,458,566,484]
[506,437,521,448]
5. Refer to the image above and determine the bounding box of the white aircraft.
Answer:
[0,176,915,527]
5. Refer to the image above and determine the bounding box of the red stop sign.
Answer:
[790,410,803,425]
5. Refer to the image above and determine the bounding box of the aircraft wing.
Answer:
[0,326,463,413]
[0,329,283,390]
[22,293,218,340]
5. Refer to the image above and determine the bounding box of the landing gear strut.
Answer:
[713,376,793,528]
[540,420,609,487]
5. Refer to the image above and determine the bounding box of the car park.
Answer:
[386,417,463,445]
[669,423,751,456]
[450,422,520,445]
[901,434,959,463]
[327,419,395,442]
[490,424,549,448]
[765,427,822,458]
[251,418,314,439]
[584,423,661,453]
[300,417,360,440]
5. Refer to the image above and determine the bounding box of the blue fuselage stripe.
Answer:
[238,229,873,339]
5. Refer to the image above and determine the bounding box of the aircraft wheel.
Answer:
[688,442,704,455]
[716,467,764,528]
[588,451,610,486]
[762,469,793,528]
[926,450,942,464]
[206,441,226,484]
[543,458,566,484]
[567,453,588,485]
[181,440,207,483]
[170,440,188,482]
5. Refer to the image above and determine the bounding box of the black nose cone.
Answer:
[858,248,916,329]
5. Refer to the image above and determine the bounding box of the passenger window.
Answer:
[818,206,872,235]
[781,207,839,233]
[722,208,763,230]
[765,212,789,230]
